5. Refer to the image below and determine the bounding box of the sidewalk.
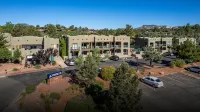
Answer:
[0,64,60,77]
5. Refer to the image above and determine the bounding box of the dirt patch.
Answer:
[17,77,84,112]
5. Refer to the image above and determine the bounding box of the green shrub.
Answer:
[25,84,36,94]
[50,92,61,100]
[95,80,104,90]
[52,61,56,66]
[34,64,41,69]
[140,68,145,75]
[169,61,175,68]
[70,84,79,91]
[171,59,185,68]
[12,68,19,71]
[101,66,116,81]
[41,79,47,84]
[129,68,136,75]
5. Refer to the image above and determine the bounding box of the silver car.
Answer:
[186,66,200,74]
[141,76,164,88]
[65,59,75,66]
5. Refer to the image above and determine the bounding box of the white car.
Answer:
[141,76,164,88]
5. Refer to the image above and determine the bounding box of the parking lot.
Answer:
[140,73,200,112]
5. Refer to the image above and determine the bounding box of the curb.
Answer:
[0,75,7,78]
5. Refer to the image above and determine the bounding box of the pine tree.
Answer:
[107,62,142,112]
[0,33,8,48]
[76,54,99,87]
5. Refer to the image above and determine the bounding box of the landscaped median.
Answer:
[138,62,200,79]
[0,63,60,77]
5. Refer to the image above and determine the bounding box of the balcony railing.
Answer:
[81,46,91,49]
[71,47,80,50]
[123,52,128,55]
[115,45,121,48]
[123,45,128,48]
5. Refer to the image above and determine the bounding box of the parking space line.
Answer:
[165,76,185,84]
[140,82,156,91]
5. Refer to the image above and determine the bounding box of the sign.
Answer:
[47,71,62,79]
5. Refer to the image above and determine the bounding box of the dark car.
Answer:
[185,66,200,74]
[109,55,119,61]
[163,52,174,56]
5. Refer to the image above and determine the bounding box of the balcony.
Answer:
[81,46,92,49]
[71,47,80,51]
[123,45,128,48]
[115,45,121,48]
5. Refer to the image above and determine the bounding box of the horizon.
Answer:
[0,0,200,29]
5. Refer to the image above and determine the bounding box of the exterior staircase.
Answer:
[54,56,68,68]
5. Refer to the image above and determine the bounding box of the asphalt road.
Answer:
[140,73,200,112]
[0,57,178,112]
[0,78,25,112]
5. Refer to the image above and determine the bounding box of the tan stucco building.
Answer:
[134,37,173,54]
[173,37,196,45]
[3,33,59,64]
[66,35,131,59]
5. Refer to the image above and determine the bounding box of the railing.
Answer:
[81,46,91,49]
[115,45,121,48]
[124,45,128,48]
[123,52,128,55]
[71,47,80,50]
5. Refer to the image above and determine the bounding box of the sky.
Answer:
[0,0,200,29]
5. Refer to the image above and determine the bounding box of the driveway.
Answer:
[140,73,200,112]
[0,78,25,112]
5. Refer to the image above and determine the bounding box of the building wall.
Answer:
[3,33,59,64]
[174,38,196,45]
[134,37,173,54]
[67,35,130,59]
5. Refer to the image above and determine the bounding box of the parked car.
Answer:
[163,52,174,56]
[185,66,200,74]
[109,55,119,61]
[65,59,75,66]
[140,76,164,88]
[101,57,109,62]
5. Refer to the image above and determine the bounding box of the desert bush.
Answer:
[12,68,19,71]
[100,66,116,81]
[169,61,175,68]
[129,68,137,75]
[171,59,185,68]
[50,92,61,100]
[34,64,41,69]
[25,84,36,94]
[52,61,56,66]
[41,79,47,84]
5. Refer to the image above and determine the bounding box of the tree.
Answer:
[13,49,22,63]
[92,48,101,66]
[76,54,99,87]
[125,24,135,37]
[3,22,14,33]
[106,62,142,112]
[0,48,12,60]
[142,46,162,66]
[56,24,61,30]
[36,25,40,29]
[0,33,8,48]
[44,24,57,37]
[75,55,84,69]
[176,40,200,62]
[59,37,67,58]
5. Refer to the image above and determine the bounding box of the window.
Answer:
[124,42,128,48]
[162,47,166,50]
[150,78,154,81]
[123,49,128,55]
[72,43,78,50]
[150,42,154,47]
[82,51,87,55]
[115,49,121,53]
